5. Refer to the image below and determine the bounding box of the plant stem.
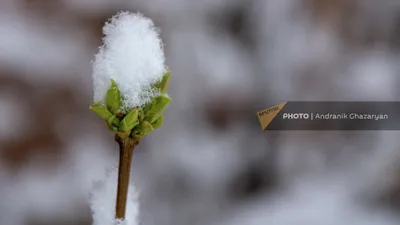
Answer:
[115,134,139,220]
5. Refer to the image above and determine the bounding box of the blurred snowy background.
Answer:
[1,0,400,225]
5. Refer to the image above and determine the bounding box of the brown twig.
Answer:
[115,134,139,220]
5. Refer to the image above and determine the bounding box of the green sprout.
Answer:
[89,71,171,142]
[89,71,171,220]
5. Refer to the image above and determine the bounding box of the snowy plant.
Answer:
[89,11,171,224]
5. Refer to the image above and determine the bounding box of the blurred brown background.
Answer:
[1,0,400,225]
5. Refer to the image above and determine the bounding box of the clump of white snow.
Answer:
[89,166,139,225]
[92,11,166,112]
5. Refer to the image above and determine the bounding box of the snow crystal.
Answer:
[89,166,139,225]
[92,11,166,111]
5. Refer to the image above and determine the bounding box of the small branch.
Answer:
[115,134,139,220]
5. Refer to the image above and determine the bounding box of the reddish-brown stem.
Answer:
[115,134,139,220]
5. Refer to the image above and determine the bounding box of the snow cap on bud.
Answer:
[90,11,171,140]
[92,11,166,112]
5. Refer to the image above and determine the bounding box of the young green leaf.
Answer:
[119,109,139,132]
[151,116,163,129]
[113,118,121,127]
[154,71,170,93]
[142,94,171,123]
[131,133,142,140]
[138,108,145,121]
[89,104,113,120]
[107,115,121,129]
[105,79,121,114]
[137,121,153,136]
[105,120,118,132]
[117,131,131,139]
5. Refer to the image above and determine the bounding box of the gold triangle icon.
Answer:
[257,102,287,130]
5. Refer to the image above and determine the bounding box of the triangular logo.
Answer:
[257,102,287,130]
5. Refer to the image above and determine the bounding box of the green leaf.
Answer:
[138,108,145,121]
[119,109,139,132]
[117,131,131,139]
[105,79,121,114]
[105,120,118,132]
[137,121,153,136]
[89,104,113,120]
[107,115,120,130]
[151,116,163,129]
[142,94,171,123]
[113,118,121,127]
[154,71,170,93]
[131,133,142,140]
[130,121,152,140]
